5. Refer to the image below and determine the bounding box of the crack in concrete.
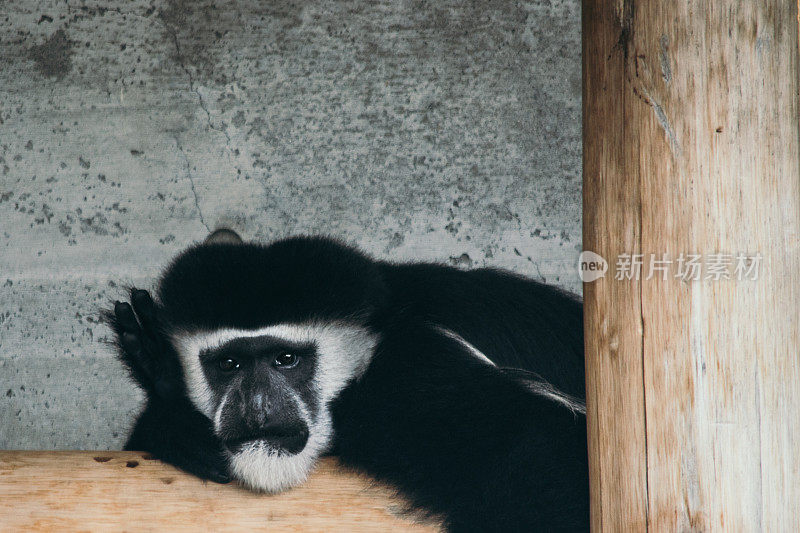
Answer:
[172,133,211,233]
[164,23,232,147]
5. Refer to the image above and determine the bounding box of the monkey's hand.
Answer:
[111,289,184,398]
[110,289,230,484]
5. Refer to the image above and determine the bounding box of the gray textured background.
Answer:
[0,0,581,450]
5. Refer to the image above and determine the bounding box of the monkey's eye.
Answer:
[273,352,298,368]
[218,358,240,372]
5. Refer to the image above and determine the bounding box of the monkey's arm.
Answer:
[380,262,585,400]
[108,289,230,483]
[125,396,230,483]
[332,321,589,532]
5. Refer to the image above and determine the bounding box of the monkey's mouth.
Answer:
[224,428,309,455]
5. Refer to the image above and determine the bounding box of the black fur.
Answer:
[156,236,387,331]
[333,318,588,531]
[126,394,231,484]
[107,235,588,531]
[378,262,584,399]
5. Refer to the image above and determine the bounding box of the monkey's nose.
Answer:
[265,425,309,454]
[224,421,309,455]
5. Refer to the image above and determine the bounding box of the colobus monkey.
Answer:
[108,230,588,531]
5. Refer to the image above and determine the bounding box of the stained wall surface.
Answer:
[0,0,581,449]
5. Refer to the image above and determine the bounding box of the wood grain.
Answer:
[0,451,440,532]
[583,1,800,530]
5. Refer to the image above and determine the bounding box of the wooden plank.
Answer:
[582,1,649,530]
[0,451,439,532]
[583,1,800,530]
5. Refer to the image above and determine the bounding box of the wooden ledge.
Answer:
[0,451,439,531]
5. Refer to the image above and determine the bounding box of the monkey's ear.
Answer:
[205,228,243,244]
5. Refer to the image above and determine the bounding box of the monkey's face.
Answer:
[200,335,316,455]
[172,323,377,492]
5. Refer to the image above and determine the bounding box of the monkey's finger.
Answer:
[131,289,157,329]
[121,331,159,377]
[116,301,158,374]
[118,332,156,390]
[131,289,170,362]
[129,289,170,373]
[118,300,163,383]
[138,327,168,378]
[157,450,231,484]
[121,332,143,357]
[114,301,142,334]
[183,451,231,484]
[131,289,184,380]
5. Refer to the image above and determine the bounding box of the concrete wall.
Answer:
[0,0,581,450]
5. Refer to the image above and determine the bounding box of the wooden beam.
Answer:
[583,1,800,530]
[0,452,439,531]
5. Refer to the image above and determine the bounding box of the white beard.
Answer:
[227,414,332,493]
